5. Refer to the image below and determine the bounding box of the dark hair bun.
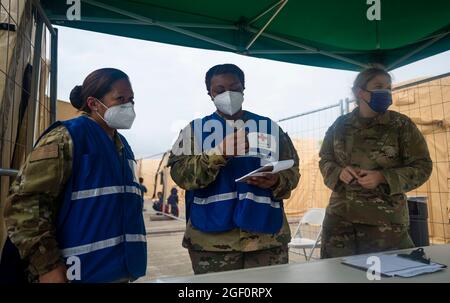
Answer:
[69,85,83,109]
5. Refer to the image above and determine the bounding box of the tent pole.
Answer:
[32,0,56,36]
[50,28,58,123]
[49,15,238,30]
[78,0,368,68]
[82,0,238,51]
[0,168,19,177]
[247,49,363,55]
[387,31,449,70]
[50,11,367,61]
[246,0,288,50]
[27,18,44,153]
[247,27,369,69]
[248,0,285,25]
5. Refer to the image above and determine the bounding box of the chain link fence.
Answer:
[279,73,450,244]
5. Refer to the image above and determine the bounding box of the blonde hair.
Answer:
[352,64,391,104]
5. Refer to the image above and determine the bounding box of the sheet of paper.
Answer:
[271,159,295,173]
[342,253,446,278]
[235,159,294,182]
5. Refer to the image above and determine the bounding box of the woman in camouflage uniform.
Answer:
[168,64,300,274]
[5,68,146,282]
[319,67,432,258]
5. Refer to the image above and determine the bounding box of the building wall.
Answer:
[56,100,80,121]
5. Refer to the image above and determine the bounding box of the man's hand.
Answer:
[357,169,386,189]
[39,264,68,283]
[217,129,249,157]
[246,173,279,189]
[339,166,360,184]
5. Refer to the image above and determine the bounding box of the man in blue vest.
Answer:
[168,64,300,274]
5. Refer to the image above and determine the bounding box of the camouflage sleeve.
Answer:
[319,121,343,191]
[381,118,433,195]
[4,125,73,278]
[168,123,227,190]
[271,128,300,200]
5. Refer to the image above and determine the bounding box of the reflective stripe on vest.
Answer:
[238,192,281,208]
[193,192,237,205]
[61,234,147,257]
[193,191,280,209]
[71,185,142,200]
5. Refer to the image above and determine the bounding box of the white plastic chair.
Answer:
[288,208,326,261]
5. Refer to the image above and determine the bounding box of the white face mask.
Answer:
[96,100,136,129]
[213,91,244,116]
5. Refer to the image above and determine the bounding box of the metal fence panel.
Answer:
[278,75,450,244]
[1,0,57,209]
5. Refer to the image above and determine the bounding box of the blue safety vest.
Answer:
[37,116,147,282]
[187,111,283,234]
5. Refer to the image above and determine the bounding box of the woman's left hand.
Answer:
[246,173,280,189]
[357,169,386,189]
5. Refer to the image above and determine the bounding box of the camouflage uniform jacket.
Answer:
[168,111,300,252]
[319,108,432,226]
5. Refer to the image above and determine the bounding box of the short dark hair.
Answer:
[205,64,245,93]
[139,177,144,183]
[69,68,130,113]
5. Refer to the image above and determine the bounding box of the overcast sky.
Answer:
[56,26,450,159]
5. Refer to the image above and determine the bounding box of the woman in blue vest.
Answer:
[168,64,300,274]
[5,68,147,283]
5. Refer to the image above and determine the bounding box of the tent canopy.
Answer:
[41,0,450,71]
